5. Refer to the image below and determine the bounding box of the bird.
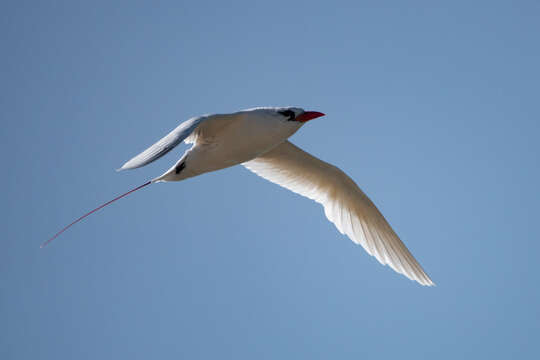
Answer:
[43,107,434,286]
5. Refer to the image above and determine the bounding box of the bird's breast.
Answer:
[186,116,300,176]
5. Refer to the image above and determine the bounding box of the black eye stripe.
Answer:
[278,110,296,121]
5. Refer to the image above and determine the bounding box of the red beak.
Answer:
[296,111,325,123]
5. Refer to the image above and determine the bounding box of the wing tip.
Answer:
[414,274,435,287]
[117,161,136,171]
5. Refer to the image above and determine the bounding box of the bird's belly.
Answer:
[188,138,280,175]
[156,116,301,182]
[186,121,293,176]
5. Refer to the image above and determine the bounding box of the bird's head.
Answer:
[242,107,325,139]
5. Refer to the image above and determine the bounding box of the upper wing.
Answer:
[243,141,434,286]
[118,116,207,171]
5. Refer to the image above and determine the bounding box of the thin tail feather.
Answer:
[41,181,152,248]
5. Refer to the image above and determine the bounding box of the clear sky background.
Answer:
[2,1,539,359]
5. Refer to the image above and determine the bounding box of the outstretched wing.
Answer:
[243,141,434,286]
[118,116,207,171]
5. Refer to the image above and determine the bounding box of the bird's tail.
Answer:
[41,180,153,248]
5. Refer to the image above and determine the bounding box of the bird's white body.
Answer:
[152,108,304,182]
[46,106,434,286]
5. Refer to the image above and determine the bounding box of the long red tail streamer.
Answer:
[41,181,152,248]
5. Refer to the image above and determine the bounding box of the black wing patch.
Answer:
[175,162,186,174]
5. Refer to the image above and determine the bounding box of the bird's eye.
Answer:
[278,110,296,121]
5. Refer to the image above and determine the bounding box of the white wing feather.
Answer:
[243,141,434,286]
[118,116,207,170]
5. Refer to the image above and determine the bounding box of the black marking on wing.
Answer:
[175,162,186,174]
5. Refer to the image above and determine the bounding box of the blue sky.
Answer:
[2,1,539,359]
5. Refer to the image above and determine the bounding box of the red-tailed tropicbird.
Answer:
[43,107,434,286]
